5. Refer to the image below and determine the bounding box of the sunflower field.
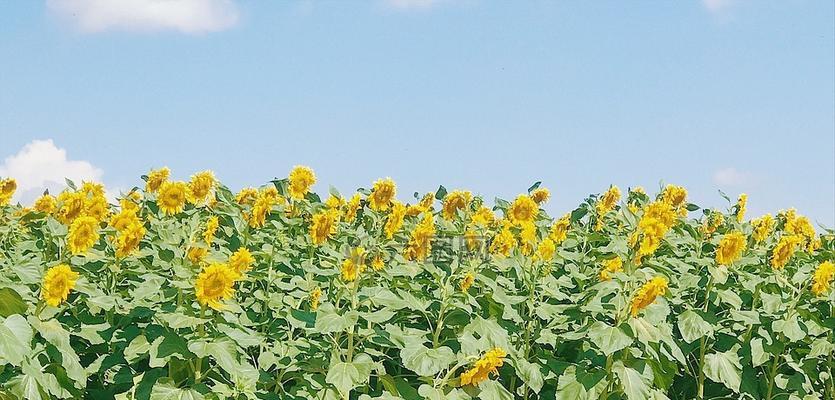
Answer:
[0,167,832,400]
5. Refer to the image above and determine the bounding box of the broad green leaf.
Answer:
[158,313,209,329]
[315,305,358,334]
[0,315,32,366]
[704,350,742,392]
[150,381,204,400]
[750,338,769,367]
[478,380,513,400]
[28,318,86,386]
[125,335,152,364]
[613,361,651,400]
[629,318,661,343]
[515,359,545,393]
[400,344,455,376]
[0,288,27,317]
[773,315,805,342]
[676,310,713,343]
[588,321,632,356]
[6,374,44,400]
[808,337,835,359]
[326,362,361,397]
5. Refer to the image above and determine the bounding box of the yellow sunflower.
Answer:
[42,264,79,307]
[157,181,188,216]
[195,263,237,310]
[67,216,100,255]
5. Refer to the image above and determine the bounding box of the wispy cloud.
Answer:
[384,0,440,11]
[702,0,735,14]
[712,167,749,187]
[47,0,239,34]
[0,139,105,204]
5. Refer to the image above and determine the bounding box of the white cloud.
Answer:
[0,139,104,204]
[712,167,749,187]
[47,0,239,34]
[384,0,439,10]
[702,0,735,14]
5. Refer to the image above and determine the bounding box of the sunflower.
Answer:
[530,187,550,204]
[599,257,623,281]
[442,190,472,220]
[751,214,774,243]
[536,237,556,261]
[309,287,323,310]
[507,194,537,224]
[460,272,475,292]
[344,193,362,223]
[204,216,219,245]
[460,348,507,386]
[404,214,435,261]
[109,208,140,232]
[630,277,668,317]
[42,264,79,307]
[116,221,145,258]
[770,235,801,270]
[145,167,170,193]
[735,194,747,223]
[187,170,216,205]
[489,224,515,257]
[341,247,366,282]
[157,181,188,215]
[33,194,56,214]
[195,263,237,310]
[596,186,621,216]
[549,214,570,245]
[384,201,407,239]
[228,247,255,278]
[187,246,208,264]
[371,255,385,271]
[235,187,259,205]
[715,231,747,265]
[310,210,338,245]
[811,261,834,296]
[471,206,495,227]
[55,190,84,224]
[369,178,396,212]
[0,178,17,206]
[67,216,100,254]
[288,165,316,200]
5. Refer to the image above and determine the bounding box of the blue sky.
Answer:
[1,0,833,226]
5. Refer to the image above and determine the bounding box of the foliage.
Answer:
[0,171,832,400]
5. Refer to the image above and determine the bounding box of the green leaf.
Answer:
[527,182,542,193]
[0,315,32,366]
[750,338,769,367]
[556,367,588,400]
[158,313,209,329]
[613,361,651,400]
[400,344,455,377]
[676,310,713,344]
[6,374,44,400]
[326,362,361,397]
[0,288,27,317]
[435,185,448,200]
[28,318,86,387]
[150,381,204,400]
[772,315,805,342]
[629,318,661,343]
[314,305,358,334]
[515,359,544,393]
[477,380,513,400]
[125,335,151,364]
[703,350,742,393]
[588,321,632,356]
